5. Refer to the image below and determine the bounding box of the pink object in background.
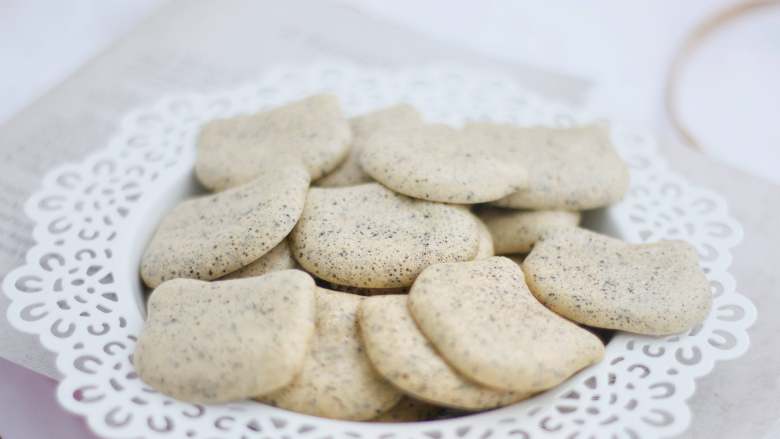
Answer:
[0,356,99,439]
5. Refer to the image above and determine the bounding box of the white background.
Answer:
[1,0,777,183]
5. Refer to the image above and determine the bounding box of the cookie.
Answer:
[473,215,495,259]
[133,271,316,403]
[408,257,604,393]
[290,183,480,288]
[317,104,421,187]
[140,162,309,288]
[223,239,297,279]
[478,208,580,254]
[372,397,444,423]
[260,288,402,420]
[523,227,712,335]
[360,123,528,203]
[360,295,528,410]
[196,94,351,191]
[481,124,629,209]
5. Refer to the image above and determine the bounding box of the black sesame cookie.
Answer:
[523,227,712,335]
[360,123,528,204]
[481,124,629,210]
[259,288,402,420]
[472,214,496,259]
[222,239,298,279]
[317,104,422,187]
[359,295,528,410]
[195,94,351,191]
[477,207,580,254]
[408,257,604,393]
[133,271,317,403]
[290,183,480,288]
[140,162,309,288]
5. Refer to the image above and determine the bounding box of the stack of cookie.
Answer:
[134,95,712,421]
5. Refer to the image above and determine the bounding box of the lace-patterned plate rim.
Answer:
[1,63,756,439]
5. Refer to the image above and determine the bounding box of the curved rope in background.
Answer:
[665,0,780,150]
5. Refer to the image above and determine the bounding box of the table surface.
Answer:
[0,1,778,438]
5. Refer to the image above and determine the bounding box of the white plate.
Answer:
[2,64,755,439]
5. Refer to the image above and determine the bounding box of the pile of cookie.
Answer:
[134,95,712,422]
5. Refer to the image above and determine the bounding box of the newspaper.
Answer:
[0,1,777,437]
